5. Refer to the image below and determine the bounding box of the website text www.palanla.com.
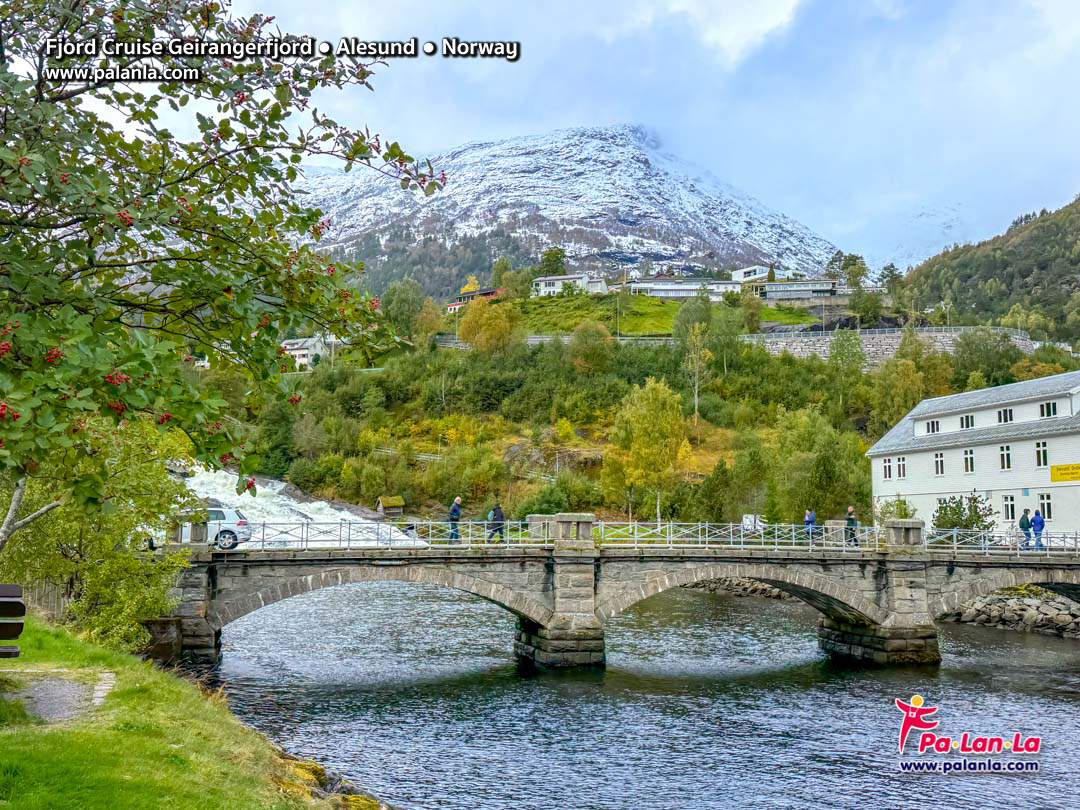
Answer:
[42,64,201,83]
[898,757,1040,774]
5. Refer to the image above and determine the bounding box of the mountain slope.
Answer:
[905,196,1080,343]
[294,125,838,296]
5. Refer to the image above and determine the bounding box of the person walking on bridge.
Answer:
[1031,509,1046,551]
[803,509,816,543]
[1019,508,1032,549]
[448,496,462,544]
[845,505,859,548]
[487,503,505,543]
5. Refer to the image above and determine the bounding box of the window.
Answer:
[964,449,975,473]
[934,452,944,476]
[999,445,1011,470]
[960,414,974,430]
[1035,441,1048,468]
[1038,493,1053,521]
[1039,401,1058,418]
[1003,495,1016,521]
[926,420,940,434]
[997,408,1014,424]
[208,510,225,522]
[896,457,907,478]
[883,458,892,480]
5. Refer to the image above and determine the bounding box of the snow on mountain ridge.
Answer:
[294,124,838,276]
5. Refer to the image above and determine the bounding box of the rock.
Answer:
[960,609,978,622]
[1054,614,1073,625]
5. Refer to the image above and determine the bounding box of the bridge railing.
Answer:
[925,527,1080,554]
[594,522,882,550]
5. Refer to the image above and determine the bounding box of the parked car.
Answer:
[179,507,253,550]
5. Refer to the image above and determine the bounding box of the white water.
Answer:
[182,468,416,546]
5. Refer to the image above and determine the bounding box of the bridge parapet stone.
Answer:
[884,519,925,553]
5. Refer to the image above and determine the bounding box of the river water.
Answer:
[190,472,1080,809]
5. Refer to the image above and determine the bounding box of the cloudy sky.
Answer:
[237,0,1080,263]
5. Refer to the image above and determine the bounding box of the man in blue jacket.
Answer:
[449,496,462,544]
[803,509,816,542]
[1031,509,1046,551]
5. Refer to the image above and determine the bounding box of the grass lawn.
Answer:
[0,617,361,810]
[516,293,682,336]
[760,305,819,326]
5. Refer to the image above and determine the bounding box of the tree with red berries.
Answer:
[0,0,443,551]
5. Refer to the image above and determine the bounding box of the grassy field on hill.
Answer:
[514,293,817,335]
[0,618,356,810]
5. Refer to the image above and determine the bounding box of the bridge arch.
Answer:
[595,562,890,626]
[929,566,1080,619]
[205,565,554,630]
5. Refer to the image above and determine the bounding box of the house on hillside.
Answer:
[612,276,740,302]
[280,336,329,369]
[867,370,1080,532]
[376,495,405,517]
[532,274,608,297]
[446,287,505,313]
[731,265,808,283]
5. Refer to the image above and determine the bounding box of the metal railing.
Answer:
[594,522,881,550]
[162,519,1080,556]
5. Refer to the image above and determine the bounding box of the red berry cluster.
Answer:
[1,321,20,337]
[44,347,63,364]
[326,264,336,276]
[177,195,194,213]
[207,421,223,433]
[17,157,31,167]
[156,413,173,424]
[257,314,271,330]
[336,289,351,301]
[244,477,256,491]
[117,209,134,226]
[0,402,20,421]
[220,453,232,464]
[59,173,71,184]
[312,218,332,238]
[276,346,286,357]
[0,341,11,359]
[234,91,247,104]
[369,296,380,311]
[106,401,126,415]
[104,370,131,386]
[287,394,302,405]
[184,354,194,363]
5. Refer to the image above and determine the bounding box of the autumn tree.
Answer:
[683,322,713,426]
[414,298,445,346]
[739,288,763,334]
[458,298,521,353]
[673,288,712,346]
[460,275,481,294]
[568,320,614,374]
[539,247,567,277]
[0,0,442,550]
[605,378,687,523]
[381,279,425,337]
[871,359,924,434]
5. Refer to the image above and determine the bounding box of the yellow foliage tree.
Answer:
[458,298,521,353]
[460,275,480,294]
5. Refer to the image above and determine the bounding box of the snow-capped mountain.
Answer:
[294,125,838,288]
[860,203,983,272]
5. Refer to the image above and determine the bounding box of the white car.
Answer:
[179,507,253,550]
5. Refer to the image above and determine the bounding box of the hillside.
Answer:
[905,196,1080,344]
[295,125,838,297]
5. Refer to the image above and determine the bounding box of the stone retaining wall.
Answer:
[940,588,1080,639]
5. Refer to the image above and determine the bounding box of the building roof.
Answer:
[867,371,1080,457]
[533,274,588,282]
[377,495,405,507]
[910,370,1080,419]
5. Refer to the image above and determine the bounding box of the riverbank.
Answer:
[0,617,390,809]
[688,578,1080,638]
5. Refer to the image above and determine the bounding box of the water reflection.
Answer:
[219,582,1080,810]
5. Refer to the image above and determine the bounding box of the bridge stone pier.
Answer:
[167,517,1080,668]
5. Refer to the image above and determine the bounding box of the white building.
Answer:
[617,276,741,302]
[730,265,808,284]
[867,370,1080,532]
[280,336,348,368]
[532,274,608,297]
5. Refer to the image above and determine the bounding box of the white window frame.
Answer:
[1002,495,1016,521]
[999,445,1011,470]
[998,408,1014,424]
[963,448,975,473]
[896,457,907,479]
[960,414,974,430]
[926,420,940,435]
[883,458,892,480]
[933,452,944,476]
[1038,493,1053,521]
[1039,401,1057,418]
[1035,441,1048,468]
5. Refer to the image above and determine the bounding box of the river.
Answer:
[189,471,1080,809]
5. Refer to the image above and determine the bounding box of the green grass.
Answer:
[510,295,818,336]
[0,617,341,810]
[516,293,682,335]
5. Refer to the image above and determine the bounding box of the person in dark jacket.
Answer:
[487,503,505,543]
[1019,508,1032,549]
[845,505,858,548]
[1031,509,1046,550]
[448,496,462,543]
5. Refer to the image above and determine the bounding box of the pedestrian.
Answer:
[487,503,505,543]
[448,496,462,544]
[803,509,816,542]
[845,505,859,548]
[1019,508,1032,549]
[1031,509,1045,551]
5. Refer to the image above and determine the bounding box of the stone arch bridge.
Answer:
[170,517,1080,667]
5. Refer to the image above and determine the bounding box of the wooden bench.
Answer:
[0,584,25,658]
